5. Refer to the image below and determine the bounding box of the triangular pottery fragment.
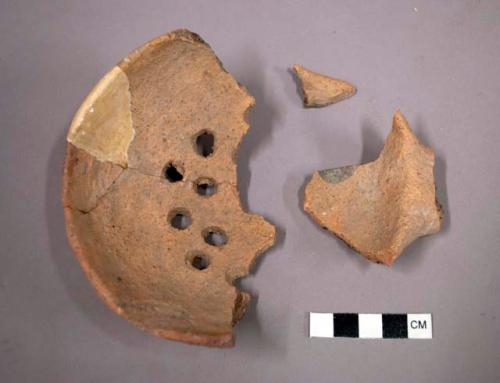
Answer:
[292,64,356,107]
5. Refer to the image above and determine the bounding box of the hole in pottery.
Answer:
[195,178,217,197]
[164,162,183,182]
[190,254,210,270]
[195,131,214,157]
[117,276,122,282]
[169,209,192,230]
[203,227,228,247]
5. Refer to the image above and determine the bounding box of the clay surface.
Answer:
[292,64,356,107]
[67,67,134,167]
[304,111,443,266]
[63,30,275,347]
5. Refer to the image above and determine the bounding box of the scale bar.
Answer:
[309,313,432,339]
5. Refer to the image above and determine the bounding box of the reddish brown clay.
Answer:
[292,64,356,107]
[304,111,443,266]
[63,30,275,347]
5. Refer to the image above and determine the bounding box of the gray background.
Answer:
[1,0,499,382]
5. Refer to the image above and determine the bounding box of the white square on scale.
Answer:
[407,313,433,339]
[359,313,383,338]
[309,313,333,338]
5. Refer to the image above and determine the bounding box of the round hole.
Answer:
[186,251,210,271]
[203,227,228,247]
[191,254,210,270]
[164,162,183,182]
[195,178,217,197]
[169,209,192,230]
[195,131,214,157]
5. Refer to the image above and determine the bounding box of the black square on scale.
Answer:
[382,314,408,338]
[334,313,359,337]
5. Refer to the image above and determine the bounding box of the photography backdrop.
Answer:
[1,1,499,382]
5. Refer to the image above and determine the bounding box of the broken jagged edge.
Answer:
[62,29,276,347]
[304,111,443,266]
[292,64,357,107]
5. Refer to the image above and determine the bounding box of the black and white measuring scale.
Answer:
[309,313,432,339]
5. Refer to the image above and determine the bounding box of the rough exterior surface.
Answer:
[62,29,276,347]
[292,64,356,107]
[304,111,443,266]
